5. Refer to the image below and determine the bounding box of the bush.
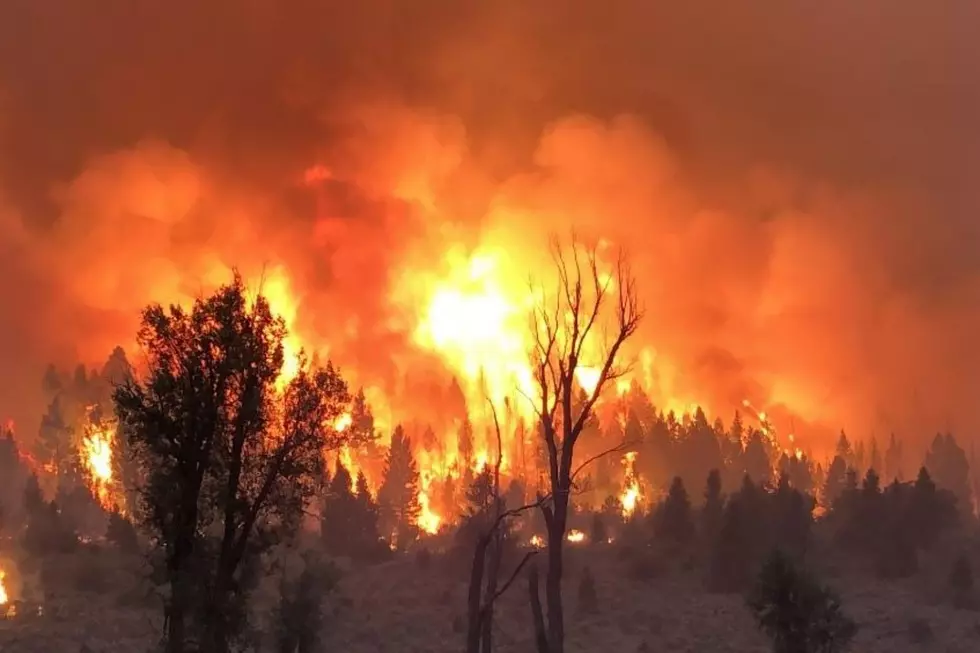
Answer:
[274,552,338,653]
[747,550,857,653]
[105,510,139,554]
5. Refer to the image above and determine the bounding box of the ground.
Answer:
[0,543,978,653]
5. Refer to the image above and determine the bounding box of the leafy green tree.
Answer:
[113,274,356,653]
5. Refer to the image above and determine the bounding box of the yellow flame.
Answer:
[620,451,641,517]
[529,534,545,548]
[82,423,114,509]
[575,366,601,395]
[417,489,441,534]
[0,569,7,606]
[566,529,585,543]
[334,412,352,432]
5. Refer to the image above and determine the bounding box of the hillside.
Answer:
[1,542,978,653]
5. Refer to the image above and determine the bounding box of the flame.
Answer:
[619,451,641,517]
[566,529,585,543]
[0,568,7,606]
[81,422,115,510]
[529,534,545,548]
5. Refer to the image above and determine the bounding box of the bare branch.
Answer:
[570,438,638,482]
[480,551,538,616]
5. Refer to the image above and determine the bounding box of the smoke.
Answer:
[0,0,978,454]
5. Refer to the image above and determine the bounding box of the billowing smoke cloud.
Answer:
[0,0,978,456]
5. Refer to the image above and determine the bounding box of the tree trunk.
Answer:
[480,531,503,653]
[527,565,549,653]
[545,518,566,653]
[465,537,488,653]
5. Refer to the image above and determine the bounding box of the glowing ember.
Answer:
[566,529,585,543]
[619,451,641,517]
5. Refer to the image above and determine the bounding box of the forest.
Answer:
[0,248,978,653]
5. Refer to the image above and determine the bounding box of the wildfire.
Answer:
[566,529,585,543]
[81,422,115,510]
[619,451,641,517]
[0,568,7,606]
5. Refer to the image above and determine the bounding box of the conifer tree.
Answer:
[378,426,421,549]
[655,476,694,547]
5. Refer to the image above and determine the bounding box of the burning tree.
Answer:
[526,237,641,653]
[113,274,358,653]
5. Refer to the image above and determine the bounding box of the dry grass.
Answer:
[1,543,979,653]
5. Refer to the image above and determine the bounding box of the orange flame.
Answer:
[81,422,115,510]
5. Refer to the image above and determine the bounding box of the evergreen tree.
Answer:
[378,426,421,549]
[835,431,852,467]
[822,456,848,507]
[868,438,882,477]
[884,433,903,481]
[701,469,725,547]
[655,477,694,548]
[743,430,771,486]
[924,433,973,516]
[747,550,857,653]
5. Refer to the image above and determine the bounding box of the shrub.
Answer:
[747,550,857,653]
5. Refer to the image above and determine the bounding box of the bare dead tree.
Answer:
[525,236,641,653]
[464,400,542,653]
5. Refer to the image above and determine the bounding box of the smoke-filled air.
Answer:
[0,2,978,653]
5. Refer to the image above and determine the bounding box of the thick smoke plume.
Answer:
[0,0,978,455]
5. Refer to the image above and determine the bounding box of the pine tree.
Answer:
[702,469,724,546]
[747,550,857,653]
[378,426,421,549]
[868,438,882,476]
[822,456,848,507]
[835,431,853,468]
[884,433,903,481]
[655,477,694,547]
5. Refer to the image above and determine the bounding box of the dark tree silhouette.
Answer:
[378,425,422,550]
[700,469,725,553]
[655,476,695,548]
[924,433,973,516]
[747,550,857,653]
[526,237,641,653]
[884,433,903,481]
[822,456,848,507]
[113,275,355,653]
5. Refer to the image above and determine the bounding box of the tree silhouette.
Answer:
[378,425,422,550]
[321,462,384,561]
[924,433,973,516]
[113,275,355,653]
[526,237,640,653]
[747,550,857,653]
[701,469,725,553]
[655,476,694,549]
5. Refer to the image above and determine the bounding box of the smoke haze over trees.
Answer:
[0,0,978,459]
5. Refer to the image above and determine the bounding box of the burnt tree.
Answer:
[526,238,641,653]
[464,401,540,653]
